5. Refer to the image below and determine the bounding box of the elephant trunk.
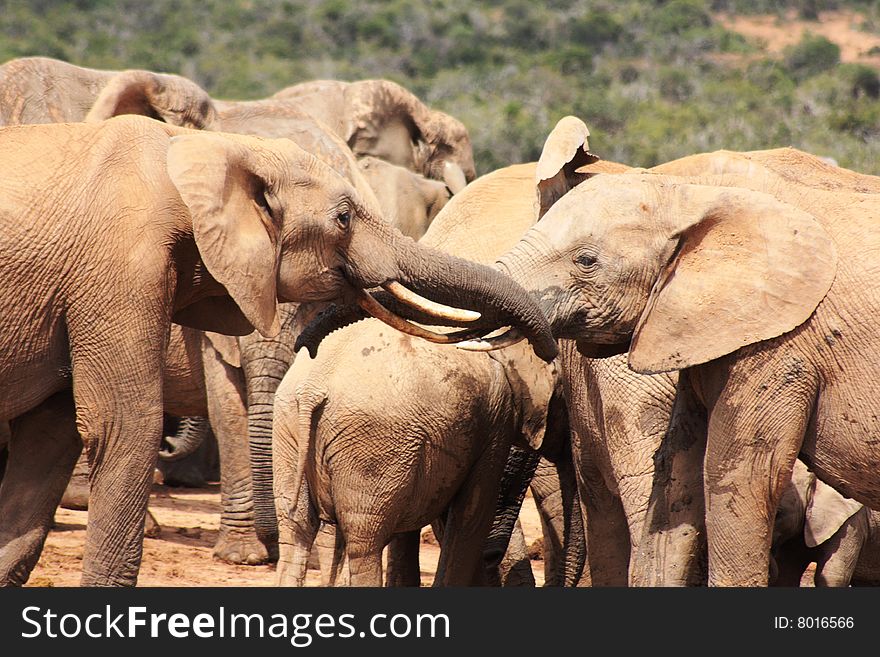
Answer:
[159,416,209,462]
[241,321,298,548]
[342,216,558,363]
[483,445,541,584]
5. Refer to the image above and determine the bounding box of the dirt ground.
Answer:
[718,9,880,67]
[26,483,546,587]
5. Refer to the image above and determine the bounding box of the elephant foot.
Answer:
[213,528,273,565]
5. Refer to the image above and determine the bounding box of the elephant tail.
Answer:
[285,385,327,520]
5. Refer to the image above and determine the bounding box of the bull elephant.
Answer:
[274,121,617,586]
[499,137,880,586]
[0,115,555,587]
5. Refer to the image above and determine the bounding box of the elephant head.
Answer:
[162,126,556,360]
[499,166,838,374]
[272,79,476,192]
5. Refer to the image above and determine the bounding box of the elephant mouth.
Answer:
[575,339,630,359]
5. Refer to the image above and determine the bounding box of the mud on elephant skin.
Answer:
[501,142,880,586]
[0,116,549,587]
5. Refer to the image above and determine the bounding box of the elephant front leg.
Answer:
[0,391,81,586]
[702,361,815,587]
[632,373,707,587]
[202,340,270,564]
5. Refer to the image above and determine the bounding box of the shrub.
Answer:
[783,33,840,80]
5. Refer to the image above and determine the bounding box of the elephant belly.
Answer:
[803,378,880,509]
[0,326,70,421]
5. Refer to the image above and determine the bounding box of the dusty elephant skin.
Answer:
[0,56,485,566]
[271,160,573,587]
[501,143,880,586]
[0,116,549,587]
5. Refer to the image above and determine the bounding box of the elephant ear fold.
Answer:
[167,133,282,338]
[85,70,217,129]
[628,188,837,374]
[536,116,599,220]
[804,477,864,548]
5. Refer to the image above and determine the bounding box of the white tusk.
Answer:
[382,281,481,323]
[455,328,525,352]
[357,289,485,344]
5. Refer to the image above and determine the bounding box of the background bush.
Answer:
[1,0,879,173]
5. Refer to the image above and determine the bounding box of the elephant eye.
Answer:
[335,209,352,230]
[576,252,598,268]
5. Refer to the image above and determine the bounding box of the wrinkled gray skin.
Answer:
[0,115,553,587]
[1,56,483,565]
[772,460,880,587]
[501,144,880,586]
[272,161,568,586]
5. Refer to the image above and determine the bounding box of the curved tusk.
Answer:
[357,289,486,344]
[382,281,481,323]
[443,161,468,194]
[455,328,525,352]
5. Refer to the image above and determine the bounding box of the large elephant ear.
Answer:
[628,186,837,374]
[167,133,281,338]
[85,70,217,129]
[536,116,599,220]
[804,477,864,548]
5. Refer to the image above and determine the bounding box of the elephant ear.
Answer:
[167,133,282,338]
[85,70,218,129]
[536,116,599,220]
[804,477,864,548]
[628,187,838,374]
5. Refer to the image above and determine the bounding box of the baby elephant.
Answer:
[772,460,880,586]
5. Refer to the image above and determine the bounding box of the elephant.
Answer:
[1,56,477,564]
[356,156,450,240]
[499,137,880,586]
[0,57,473,191]
[771,460,880,587]
[271,79,475,191]
[0,115,554,587]
[273,120,618,587]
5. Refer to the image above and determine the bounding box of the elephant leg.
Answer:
[314,521,348,586]
[530,456,566,586]
[385,531,421,587]
[578,452,630,586]
[770,538,813,586]
[0,391,81,586]
[60,451,91,510]
[814,511,868,587]
[202,339,269,565]
[482,444,540,585]
[702,363,815,587]
[276,459,319,586]
[632,373,708,586]
[433,436,509,587]
[497,518,535,587]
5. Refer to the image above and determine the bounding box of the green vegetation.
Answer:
[1,0,879,173]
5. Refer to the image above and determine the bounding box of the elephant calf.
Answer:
[772,460,880,587]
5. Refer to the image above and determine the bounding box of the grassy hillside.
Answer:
[2,0,879,173]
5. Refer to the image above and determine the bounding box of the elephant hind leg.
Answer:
[434,433,510,587]
[0,391,81,586]
[385,530,421,587]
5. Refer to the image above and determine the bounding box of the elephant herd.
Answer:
[1,57,879,588]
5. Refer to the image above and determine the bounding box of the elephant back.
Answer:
[419,163,538,264]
